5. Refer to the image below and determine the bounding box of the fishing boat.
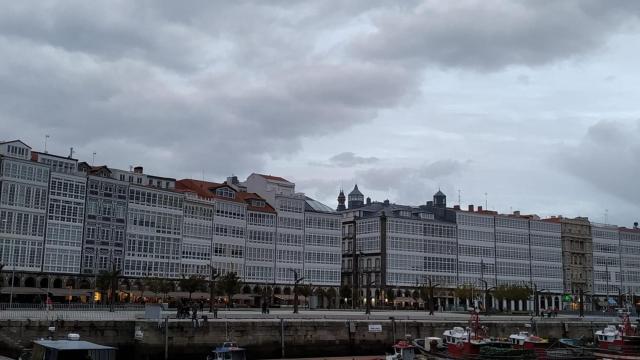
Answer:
[593,313,640,359]
[385,340,416,360]
[441,310,493,358]
[206,342,247,360]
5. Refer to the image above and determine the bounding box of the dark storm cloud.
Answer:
[0,1,417,178]
[559,120,640,204]
[351,0,640,71]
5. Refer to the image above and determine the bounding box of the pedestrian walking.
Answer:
[213,306,218,319]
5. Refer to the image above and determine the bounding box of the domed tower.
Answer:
[337,189,346,211]
[434,189,446,208]
[348,184,365,209]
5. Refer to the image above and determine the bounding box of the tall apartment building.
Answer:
[340,188,458,308]
[303,197,341,286]
[0,140,49,272]
[177,184,215,278]
[620,225,640,302]
[178,179,247,278]
[244,174,341,287]
[78,163,129,274]
[592,224,621,306]
[555,217,593,296]
[114,168,184,279]
[242,191,277,284]
[339,186,566,311]
[33,151,86,274]
[454,207,497,291]
[529,220,563,297]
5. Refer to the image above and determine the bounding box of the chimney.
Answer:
[366,197,371,205]
[514,210,521,216]
[426,201,434,207]
[453,205,460,210]
[468,204,474,212]
[226,176,239,185]
[635,222,639,229]
[383,199,390,206]
[478,206,483,212]
[133,166,143,174]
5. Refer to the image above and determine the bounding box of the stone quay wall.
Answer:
[0,318,611,360]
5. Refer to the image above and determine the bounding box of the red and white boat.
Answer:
[594,313,640,360]
[442,310,492,358]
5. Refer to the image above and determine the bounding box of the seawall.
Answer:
[0,318,610,359]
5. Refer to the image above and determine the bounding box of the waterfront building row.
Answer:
[0,140,341,290]
[338,185,640,311]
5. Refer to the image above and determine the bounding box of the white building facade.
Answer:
[0,141,49,272]
[35,152,86,274]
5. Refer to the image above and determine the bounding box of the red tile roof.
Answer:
[255,173,290,183]
[237,192,276,213]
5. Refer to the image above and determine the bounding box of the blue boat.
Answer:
[205,342,246,360]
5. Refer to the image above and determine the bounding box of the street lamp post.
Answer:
[207,265,219,313]
[9,237,16,309]
[289,269,304,314]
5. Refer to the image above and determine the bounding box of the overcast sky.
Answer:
[1,1,639,226]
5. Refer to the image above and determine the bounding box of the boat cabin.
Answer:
[30,339,116,360]
[386,341,415,360]
[596,325,622,343]
[443,327,468,344]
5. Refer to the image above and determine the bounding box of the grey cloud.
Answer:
[0,2,419,181]
[350,1,640,71]
[355,159,468,204]
[559,120,640,204]
[327,152,379,167]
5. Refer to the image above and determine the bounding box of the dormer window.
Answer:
[251,199,265,207]
[216,187,235,199]
[399,210,411,217]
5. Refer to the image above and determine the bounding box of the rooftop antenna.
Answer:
[44,134,50,153]
[457,189,461,206]
[484,192,488,210]
[92,152,97,166]
[68,147,75,158]
[605,209,609,225]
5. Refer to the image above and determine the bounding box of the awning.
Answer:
[274,295,307,301]
[608,298,618,305]
[0,287,47,295]
[48,288,93,297]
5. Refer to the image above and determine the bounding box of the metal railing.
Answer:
[0,303,145,311]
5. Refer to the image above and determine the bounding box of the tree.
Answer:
[158,279,175,301]
[493,284,530,311]
[133,278,146,301]
[340,285,352,307]
[315,287,327,309]
[455,284,474,305]
[144,277,161,298]
[96,267,121,312]
[326,288,337,309]
[386,289,396,307]
[217,272,242,307]
[180,275,206,300]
